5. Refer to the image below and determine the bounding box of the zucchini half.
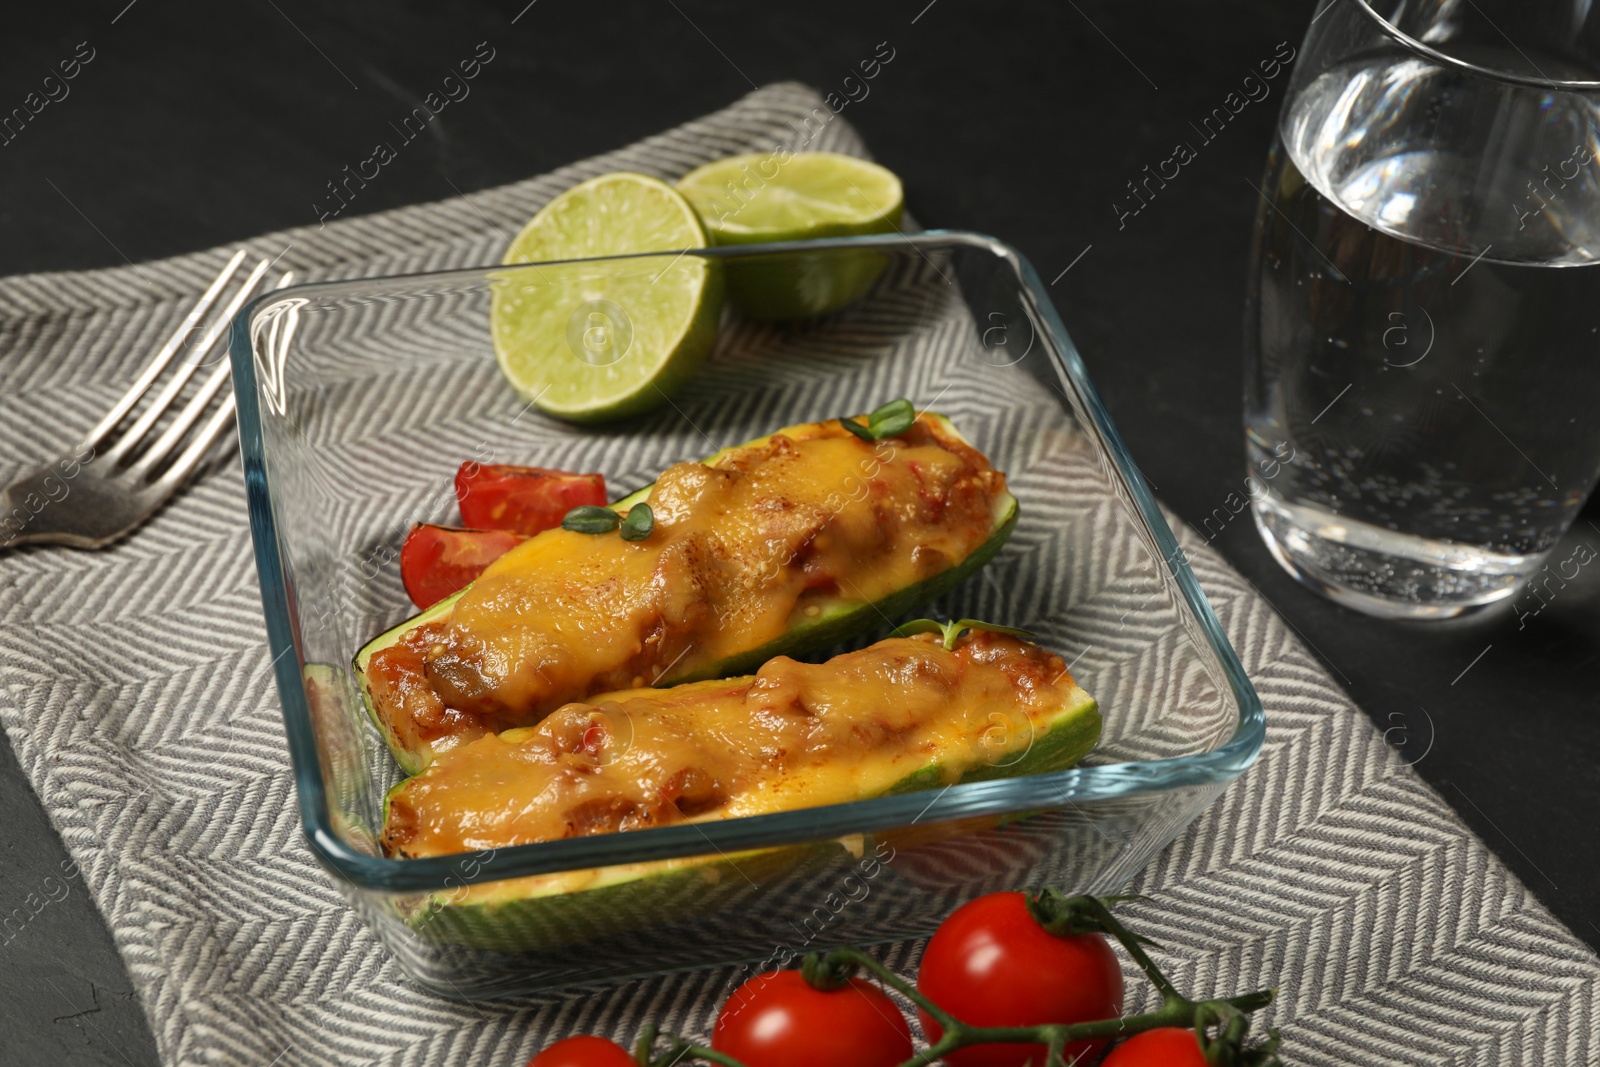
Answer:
[393,670,1098,953]
[354,413,1018,775]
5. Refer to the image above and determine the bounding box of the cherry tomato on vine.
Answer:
[523,1034,635,1067]
[915,891,1124,1067]
[1101,1027,1209,1067]
[713,969,913,1067]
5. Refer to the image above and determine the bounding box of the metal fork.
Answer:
[0,249,293,550]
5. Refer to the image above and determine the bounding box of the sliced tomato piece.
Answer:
[399,524,526,609]
[455,463,607,535]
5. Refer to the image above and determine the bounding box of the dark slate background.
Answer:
[2,2,1596,1063]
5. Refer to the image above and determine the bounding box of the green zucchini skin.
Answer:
[884,684,1100,795]
[352,414,1018,775]
[402,843,826,954]
[393,684,1098,953]
[354,594,465,777]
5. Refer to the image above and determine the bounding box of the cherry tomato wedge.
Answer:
[456,462,606,535]
[916,891,1124,1067]
[524,1034,635,1067]
[399,523,526,609]
[713,969,912,1067]
[1101,1027,1209,1067]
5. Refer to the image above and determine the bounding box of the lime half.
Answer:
[676,152,902,320]
[677,152,903,242]
[490,172,722,422]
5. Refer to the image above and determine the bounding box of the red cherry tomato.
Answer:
[916,892,1124,1067]
[713,969,913,1067]
[1101,1027,1208,1067]
[398,523,526,609]
[456,462,606,535]
[524,1035,635,1067]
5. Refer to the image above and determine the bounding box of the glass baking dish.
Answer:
[230,231,1264,998]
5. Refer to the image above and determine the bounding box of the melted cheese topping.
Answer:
[366,415,1007,760]
[382,632,1074,858]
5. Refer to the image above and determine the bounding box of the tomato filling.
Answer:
[382,631,1076,858]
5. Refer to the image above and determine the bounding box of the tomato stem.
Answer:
[1041,1029,1068,1067]
[636,1024,747,1067]
[798,950,857,992]
[1023,890,1186,1002]
[892,993,1277,1067]
[818,947,961,1031]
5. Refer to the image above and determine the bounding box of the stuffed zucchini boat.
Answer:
[355,410,1018,773]
[383,628,1099,950]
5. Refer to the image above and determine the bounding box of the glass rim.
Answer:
[1347,0,1600,90]
[230,230,1267,895]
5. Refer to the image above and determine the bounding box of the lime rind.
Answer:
[677,152,903,242]
[676,152,903,320]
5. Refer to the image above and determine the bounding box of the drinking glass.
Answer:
[1245,0,1600,618]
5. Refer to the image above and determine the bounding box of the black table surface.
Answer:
[4,2,1597,1063]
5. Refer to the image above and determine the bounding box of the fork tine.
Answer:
[125,269,297,480]
[123,363,233,480]
[153,393,236,493]
[100,257,272,466]
[81,249,248,452]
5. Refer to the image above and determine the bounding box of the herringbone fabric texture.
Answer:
[0,83,1594,1066]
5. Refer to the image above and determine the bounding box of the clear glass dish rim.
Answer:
[229,230,1266,894]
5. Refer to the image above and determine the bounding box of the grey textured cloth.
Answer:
[0,83,1595,1066]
